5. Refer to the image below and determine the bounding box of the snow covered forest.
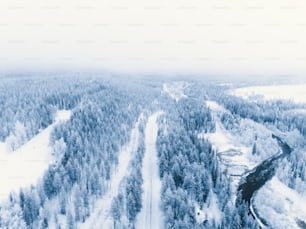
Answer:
[0,74,306,229]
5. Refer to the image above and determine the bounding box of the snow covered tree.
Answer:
[111,196,122,228]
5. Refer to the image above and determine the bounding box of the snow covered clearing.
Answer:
[163,81,188,102]
[203,100,280,175]
[55,110,72,123]
[195,191,222,225]
[200,101,253,183]
[231,84,306,104]
[254,177,306,229]
[0,110,72,202]
[79,115,142,229]
[206,100,227,114]
[136,111,164,229]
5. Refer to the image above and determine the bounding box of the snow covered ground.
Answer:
[163,81,188,102]
[195,191,222,225]
[231,84,306,104]
[55,110,71,123]
[200,101,253,183]
[136,111,164,229]
[79,115,142,229]
[254,177,306,229]
[203,100,280,169]
[0,110,71,202]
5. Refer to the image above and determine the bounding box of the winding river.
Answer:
[237,134,292,227]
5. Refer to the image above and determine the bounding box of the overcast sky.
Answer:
[1,0,306,77]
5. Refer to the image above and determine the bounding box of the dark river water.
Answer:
[237,134,292,226]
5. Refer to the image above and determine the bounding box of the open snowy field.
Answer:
[254,177,306,229]
[0,110,71,202]
[163,81,188,102]
[231,84,306,104]
[0,78,305,229]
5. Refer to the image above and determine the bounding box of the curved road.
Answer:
[237,134,292,227]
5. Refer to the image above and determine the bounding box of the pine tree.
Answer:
[111,196,121,228]
[252,142,257,155]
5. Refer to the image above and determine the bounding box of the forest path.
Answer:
[136,111,164,229]
[79,115,141,229]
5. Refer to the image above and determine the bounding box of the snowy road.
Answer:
[136,111,164,229]
[79,116,142,229]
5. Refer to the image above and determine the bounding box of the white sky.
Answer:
[1,0,306,76]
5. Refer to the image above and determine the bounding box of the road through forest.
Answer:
[136,111,164,229]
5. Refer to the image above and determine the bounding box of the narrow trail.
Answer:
[136,111,164,229]
[79,116,141,229]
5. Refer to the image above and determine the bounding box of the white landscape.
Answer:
[1,0,306,227]
[0,78,305,229]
